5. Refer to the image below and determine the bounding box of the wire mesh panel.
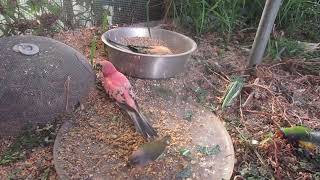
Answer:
[102,0,164,24]
[0,0,165,36]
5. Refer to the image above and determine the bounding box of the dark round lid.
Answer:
[0,35,95,136]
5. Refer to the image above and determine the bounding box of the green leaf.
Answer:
[40,167,51,180]
[196,144,220,156]
[47,3,61,15]
[183,111,193,121]
[179,148,191,157]
[194,87,207,103]
[221,77,244,109]
[0,151,24,165]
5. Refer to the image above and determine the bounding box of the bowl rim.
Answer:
[101,27,197,57]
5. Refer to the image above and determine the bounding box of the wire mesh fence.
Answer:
[0,0,165,37]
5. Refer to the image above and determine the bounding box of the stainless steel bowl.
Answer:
[101,27,197,79]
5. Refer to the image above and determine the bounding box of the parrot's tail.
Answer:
[131,110,158,139]
[119,104,158,139]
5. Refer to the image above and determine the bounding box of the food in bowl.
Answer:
[120,36,173,55]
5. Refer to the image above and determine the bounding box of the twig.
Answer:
[242,78,260,107]
[272,140,280,179]
[239,93,244,123]
[267,62,287,69]
[243,110,282,117]
[64,75,71,111]
[242,92,254,108]
[259,76,306,86]
[239,27,256,32]
[289,110,303,125]
[282,108,293,126]
[245,83,275,96]
[195,70,220,92]
[204,62,230,82]
[271,98,276,114]
[213,70,230,82]
[226,67,255,74]
[245,81,285,117]
[254,148,267,167]
[235,127,267,167]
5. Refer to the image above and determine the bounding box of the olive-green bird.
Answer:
[128,135,171,167]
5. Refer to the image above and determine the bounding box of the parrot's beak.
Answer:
[126,159,145,170]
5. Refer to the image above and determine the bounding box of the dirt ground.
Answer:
[0,26,319,179]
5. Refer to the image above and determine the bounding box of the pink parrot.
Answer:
[100,60,158,139]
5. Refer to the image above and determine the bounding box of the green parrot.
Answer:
[279,126,320,152]
[128,135,171,167]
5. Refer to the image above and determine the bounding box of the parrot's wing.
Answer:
[104,76,135,107]
[104,74,157,139]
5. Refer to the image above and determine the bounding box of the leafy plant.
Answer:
[277,0,320,29]
[90,35,97,67]
[168,0,320,41]
[267,37,305,59]
[0,0,62,37]
[0,124,55,165]
[101,11,109,32]
[211,0,242,41]
[168,0,245,38]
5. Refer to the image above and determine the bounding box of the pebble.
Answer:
[111,134,118,139]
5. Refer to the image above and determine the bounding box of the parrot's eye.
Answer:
[96,63,102,70]
[165,137,171,144]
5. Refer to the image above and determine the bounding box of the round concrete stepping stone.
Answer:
[53,87,234,179]
[0,35,95,136]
